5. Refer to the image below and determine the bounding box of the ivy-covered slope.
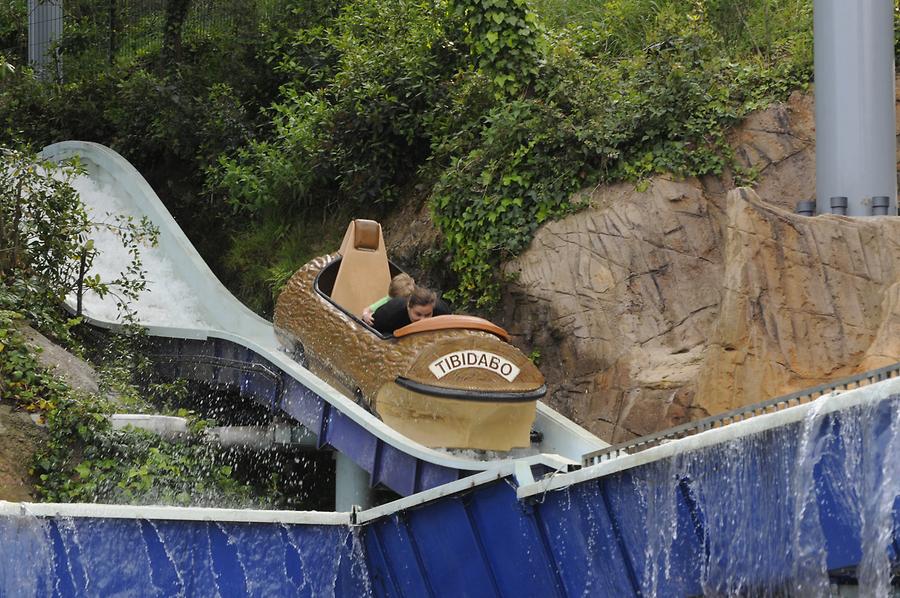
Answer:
[2,0,817,314]
[210,0,814,311]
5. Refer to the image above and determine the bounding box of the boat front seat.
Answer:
[331,219,392,318]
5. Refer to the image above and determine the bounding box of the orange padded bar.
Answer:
[393,315,510,342]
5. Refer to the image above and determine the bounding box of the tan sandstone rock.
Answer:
[501,184,900,443]
[387,81,900,444]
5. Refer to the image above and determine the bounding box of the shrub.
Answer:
[431,15,811,309]
[0,149,158,321]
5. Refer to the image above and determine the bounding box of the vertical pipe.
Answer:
[27,0,63,79]
[814,0,897,216]
[334,452,374,512]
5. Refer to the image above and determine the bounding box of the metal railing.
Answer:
[582,362,900,467]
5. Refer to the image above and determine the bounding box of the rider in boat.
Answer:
[371,286,452,334]
[362,273,415,325]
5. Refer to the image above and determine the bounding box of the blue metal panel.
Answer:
[365,516,434,598]
[599,464,705,597]
[812,412,864,572]
[0,515,368,597]
[463,481,563,597]
[416,461,460,493]
[140,520,186,595]
[403,498,502,597]
[280,376,325,431]
[535,482,639,597]
[377,444,421,497]
[48,520,83,596]
[329,409,378,467]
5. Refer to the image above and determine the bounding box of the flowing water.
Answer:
[0,509,371,597]
[638,395,900,596]
[68,173,210,329]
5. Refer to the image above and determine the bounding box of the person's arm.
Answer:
[362,295,390,325]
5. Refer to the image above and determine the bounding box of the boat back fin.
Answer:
[332,219,392,317]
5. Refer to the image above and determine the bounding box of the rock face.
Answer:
[383,85,900,444]
[498,87,900,443]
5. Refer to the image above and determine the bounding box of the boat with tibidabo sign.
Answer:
[274,220,545,451]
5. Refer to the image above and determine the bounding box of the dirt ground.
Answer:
[0,323,102,503]
[0,402,43,501]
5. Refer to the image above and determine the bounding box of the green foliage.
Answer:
[206,0,813,311]
[0,310,263,507]
[0,310,70,408]
[0,1,26,65]
[453,0,543,96]
[0,56,13,79]
[431,5,811,310]
[222,216,346,315]
[33,395,259,506]
[432,98,584,307]
[0,149,159,320]
[1,0,817,313]
[210,0,464,221]
[0,151,90,298]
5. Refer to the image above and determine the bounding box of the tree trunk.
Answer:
[76,248,88,317]
[10,180,23,273]
[162,0,192,66]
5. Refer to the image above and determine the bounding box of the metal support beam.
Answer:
[814,0,897,216]
[109,415,318,449]
[335,452,374,512]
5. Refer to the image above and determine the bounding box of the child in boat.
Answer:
[361,273,415,325]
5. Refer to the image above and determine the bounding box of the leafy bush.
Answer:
[1,0,817,312]
[211,0,464,218]
[432,15,810,308]
[453,0,543,96]
[32,391,259,507]
[0,309,265,507]
[0,149,159,320]
[0,0,26,65]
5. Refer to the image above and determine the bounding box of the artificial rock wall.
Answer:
[498,88,900,442]
[386,86,900,443]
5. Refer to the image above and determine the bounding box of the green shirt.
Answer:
[368,295,390,312]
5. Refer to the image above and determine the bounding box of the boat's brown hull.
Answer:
[274,253,543,450]
[376,382,536,451]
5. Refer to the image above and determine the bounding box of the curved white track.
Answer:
[40,140,607,478]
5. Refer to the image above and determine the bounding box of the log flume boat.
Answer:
[274,220,544,451]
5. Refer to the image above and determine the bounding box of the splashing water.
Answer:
[639,394,900,595]
[68,174,211,329]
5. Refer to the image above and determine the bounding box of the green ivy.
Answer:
[430,22,811,310]
[33,395,259,507]
[453,0,543,97]
[0,311,262,507]
[0,311,71,409]
[432,99,585,308]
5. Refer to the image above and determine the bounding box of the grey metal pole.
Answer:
[814,0,897,216]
